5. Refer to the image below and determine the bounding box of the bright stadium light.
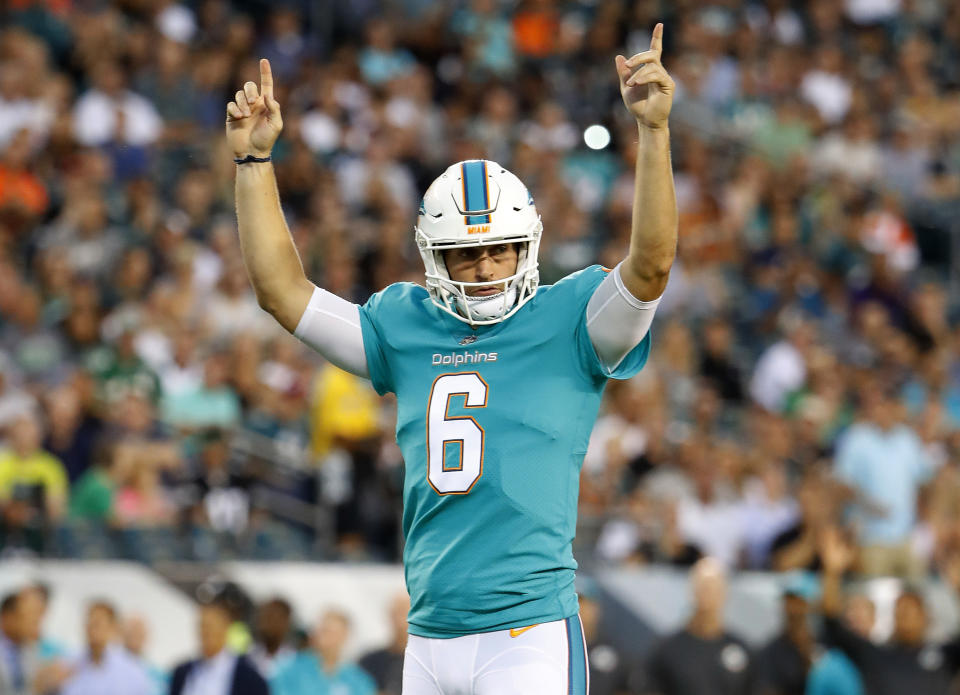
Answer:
[583,124,611,150]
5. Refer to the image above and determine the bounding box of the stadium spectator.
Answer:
[358,592,409,695]
[183,428,253,535]
[71,58,162,149]
[819,526,960,695]
[162,352,241,430]
[835,381,936,577]
[271,609,375,695]
[113,456,174,528]
[249,597,295,679]
[640,557,756,695]
[121,613,168,695]
[0,359,35,431]
[755,576,819,695]
[0,414,68,551]
[68,447,116,523]
[61,600,152,695]
[674,441,746,568]
[0,128,48,222]
[805,593,869,695]
[0,589,67,695]
[17,584,66,661]
[42,381,102,484]
[769,471,837,572]
[0,593,26,693]
[0,0,956,590]
[170,596,268,695]
[698,317,745,404]
[749,312,814,414]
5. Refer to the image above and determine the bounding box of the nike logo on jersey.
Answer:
[509,625,538,638]
[432,351,498,367]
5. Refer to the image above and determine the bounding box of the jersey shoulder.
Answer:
[358,282,436,396]
[363,282,430,315]
[361,281,434,334]
[534,265,611,307]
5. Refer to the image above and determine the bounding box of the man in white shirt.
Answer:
[61,601,152,695]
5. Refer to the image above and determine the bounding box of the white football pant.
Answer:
[402,615,589,694]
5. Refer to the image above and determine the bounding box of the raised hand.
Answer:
[615,23,675,130]
[226,58,283,158]
[819,525,855,575]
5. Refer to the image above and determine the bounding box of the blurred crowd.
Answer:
[8,556,960,695]
[1,0,960,577]
[0,580,408,695]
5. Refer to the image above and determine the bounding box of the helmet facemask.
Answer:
[416,232,542,326]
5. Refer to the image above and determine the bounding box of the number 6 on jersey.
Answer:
[426,373,488,494]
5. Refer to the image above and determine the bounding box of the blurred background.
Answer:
[1,0,960,693]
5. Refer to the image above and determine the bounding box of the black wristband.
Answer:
[234,154,272,165]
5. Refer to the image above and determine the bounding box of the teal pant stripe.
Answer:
[461,160,491,224]
[565,615,587,694]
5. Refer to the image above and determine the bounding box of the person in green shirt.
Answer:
[69,464,115,522]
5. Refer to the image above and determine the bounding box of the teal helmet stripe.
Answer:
[461,160,491,225]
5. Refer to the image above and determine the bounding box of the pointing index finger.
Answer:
[650,22,663,57]
[260,58,274,99]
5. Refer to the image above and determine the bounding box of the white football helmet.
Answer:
[415,160,542,326]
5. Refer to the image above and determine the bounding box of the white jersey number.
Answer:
[427,372,488,495]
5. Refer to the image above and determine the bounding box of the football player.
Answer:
[227,24,676,695]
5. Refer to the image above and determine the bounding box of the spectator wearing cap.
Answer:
[640,557,755,695]
[756,574,821,695]
[61,600,152,695]
[835,382,936,578]
[818,527,960,695]
[170,596,268,695]
[271,609,375,695]
[358,593,409,695]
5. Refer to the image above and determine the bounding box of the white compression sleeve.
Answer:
[293,286,369,378]
[585,263,661,372]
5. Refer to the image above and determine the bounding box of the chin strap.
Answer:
[458,285,519,323]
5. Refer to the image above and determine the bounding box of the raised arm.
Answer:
[227,59,312,330]
[584,24,677,370]
[615,23,678,301]
[820,525,854,619]
[227,60,368,377]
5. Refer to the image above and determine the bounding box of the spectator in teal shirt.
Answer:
[161,353,240,430]
[272,609,375,695]
[807,585,873,695]
[806,649,864,695]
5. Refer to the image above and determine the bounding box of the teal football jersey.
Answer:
[358,265,651,638]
